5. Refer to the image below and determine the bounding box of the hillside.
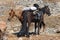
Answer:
[0,0,60,40]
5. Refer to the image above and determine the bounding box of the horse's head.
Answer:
[8,9,15,21]
[44,5,51,16]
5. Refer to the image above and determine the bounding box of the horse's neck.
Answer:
[41,7,45,14]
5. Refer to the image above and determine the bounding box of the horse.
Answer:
[23,5,51,35]
[8,9,23,23]
[34,6,51,34]
[7,6,38,37]
[8,9,30,37]
[8,5,51,36]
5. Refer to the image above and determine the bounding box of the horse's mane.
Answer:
[40,6,46,11]
[38,6,46,11]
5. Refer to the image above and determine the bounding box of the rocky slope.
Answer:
[0,0,60,34]
[0,0,60,40]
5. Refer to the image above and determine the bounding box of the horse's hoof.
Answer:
[26,35,30,37]
[56,31,60,33]
[17,33,25,37]
[29,32,36,35]
[31,32,36,35]
[25,33,30,37]
[29,32,33,35]
[17,34,24,37]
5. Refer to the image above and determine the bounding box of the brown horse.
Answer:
[8,9,23,23]
[8,8,30,37]
[23,5,51,35]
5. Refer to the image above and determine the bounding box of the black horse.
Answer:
[22,5,51,35]
[34,6,51,34]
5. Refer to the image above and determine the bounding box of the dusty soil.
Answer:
[0,0,60,40]
[6,33,60,40]
[2,14,60,40]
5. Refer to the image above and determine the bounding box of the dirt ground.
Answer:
[0,14,59,40]
[0,10,60,40]
[6,33,60,40]
[0,0,60,40]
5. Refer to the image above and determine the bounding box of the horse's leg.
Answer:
[37,20,42,35]
[34,21,37,34]
[25,19,31,37]
[19,11,28,36]
[37,22,41,35]
[42,21,45,32]
[23,12,29,36]
[25,12,31,37]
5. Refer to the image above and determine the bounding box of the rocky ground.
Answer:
[2,33,60,40]
[0,0,60,40]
